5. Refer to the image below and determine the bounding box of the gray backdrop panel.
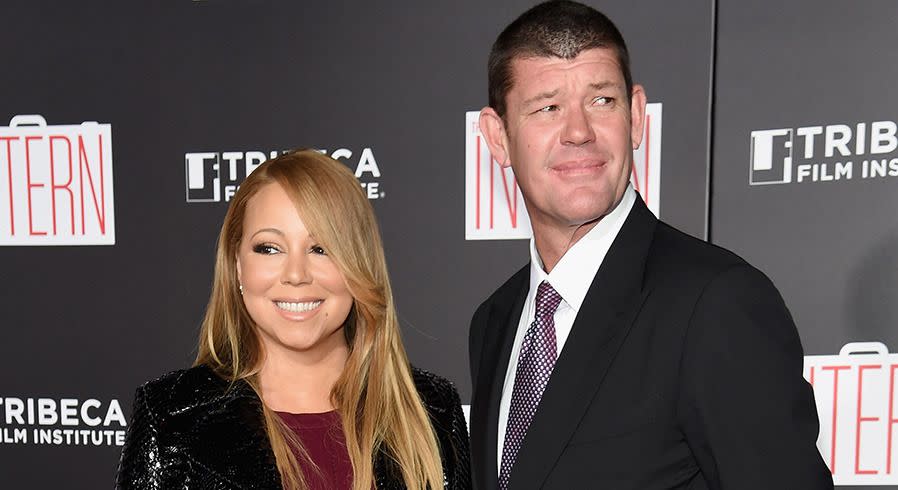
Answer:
[713,1,898,488]
[1,1,711,487]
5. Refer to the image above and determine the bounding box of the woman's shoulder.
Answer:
[139,364,226,397]
[133,365,236,423]
[409,366,462,417]
[408,367,472,489]
[119,367,281,488]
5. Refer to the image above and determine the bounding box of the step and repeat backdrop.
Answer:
[712,2,898,487]
[0,1,894,488]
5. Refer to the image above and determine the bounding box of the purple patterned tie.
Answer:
[499,280,562,489]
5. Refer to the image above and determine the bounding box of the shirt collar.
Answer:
[528,184,637,311]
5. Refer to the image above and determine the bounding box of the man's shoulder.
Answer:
[644,220,790,308]
[649,220,750,277]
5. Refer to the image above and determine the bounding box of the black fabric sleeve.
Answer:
[115,385,185,489]
[413,368,473,490]
[677,264,833,489]
[446,381,472,490]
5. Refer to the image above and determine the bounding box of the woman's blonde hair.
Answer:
[194,149,444,490]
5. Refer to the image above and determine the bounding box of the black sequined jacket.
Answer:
[115,365,471,489]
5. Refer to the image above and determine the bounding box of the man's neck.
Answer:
[533,218,600,273]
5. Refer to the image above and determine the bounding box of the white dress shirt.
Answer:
[496,184,637,470]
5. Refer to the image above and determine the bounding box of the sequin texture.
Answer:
[115,365,471,489]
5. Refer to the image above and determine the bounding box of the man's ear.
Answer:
[629,84,647,150]
[479,107,512,168]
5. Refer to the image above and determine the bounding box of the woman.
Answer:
[116,150,470,489]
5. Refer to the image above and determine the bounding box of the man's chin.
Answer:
[558,199,618,226]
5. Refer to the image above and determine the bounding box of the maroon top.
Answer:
[277,410,353,490]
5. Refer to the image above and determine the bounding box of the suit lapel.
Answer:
[509,198,658,489]
[471,266,529,490]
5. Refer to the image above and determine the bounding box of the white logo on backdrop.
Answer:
[750,121,898,186]
[0,115,115,246]
[185,148,384,203]
[804,342,898,485]
[0,396,127,447]
[464,103,662,240]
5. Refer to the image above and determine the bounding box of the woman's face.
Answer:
[236,182,353,361]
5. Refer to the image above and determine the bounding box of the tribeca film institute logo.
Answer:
[750,120,898,185]
[0,396,127,447]
[0,115,115,246]
[184,148,383,203]
[465,103,662,240]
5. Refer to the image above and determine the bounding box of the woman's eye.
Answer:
[310,245,327,255]
[252,243,280,255]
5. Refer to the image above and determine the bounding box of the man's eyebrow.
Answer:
[522,89,559,107]
[589,81,620,91]
[521,81,622,107]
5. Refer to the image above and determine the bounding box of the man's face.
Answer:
[480,47,646,233]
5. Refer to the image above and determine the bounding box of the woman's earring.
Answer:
[239,284,244,295]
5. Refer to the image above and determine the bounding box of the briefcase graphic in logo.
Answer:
[464,103,662,240]
[804,342,898,485]
[0,115,115,246]
[750,128,793,185]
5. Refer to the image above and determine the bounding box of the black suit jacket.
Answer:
[116,365,471,489]
[469,198,832,489]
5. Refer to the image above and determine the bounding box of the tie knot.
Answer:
[535,280,562,320]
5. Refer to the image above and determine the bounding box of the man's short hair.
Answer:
[488,0,633,118]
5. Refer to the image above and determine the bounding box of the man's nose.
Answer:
[561,105,596,146]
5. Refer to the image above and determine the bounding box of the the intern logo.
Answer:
[803,342,898,485]
[464,103,662,240]
[0,115,115,246]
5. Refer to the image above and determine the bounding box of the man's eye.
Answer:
[252,244,280,255]
[310,245,327,255]
[592,96,613,106]
[537,105,559,113]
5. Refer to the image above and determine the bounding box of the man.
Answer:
[468,1,833,489]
